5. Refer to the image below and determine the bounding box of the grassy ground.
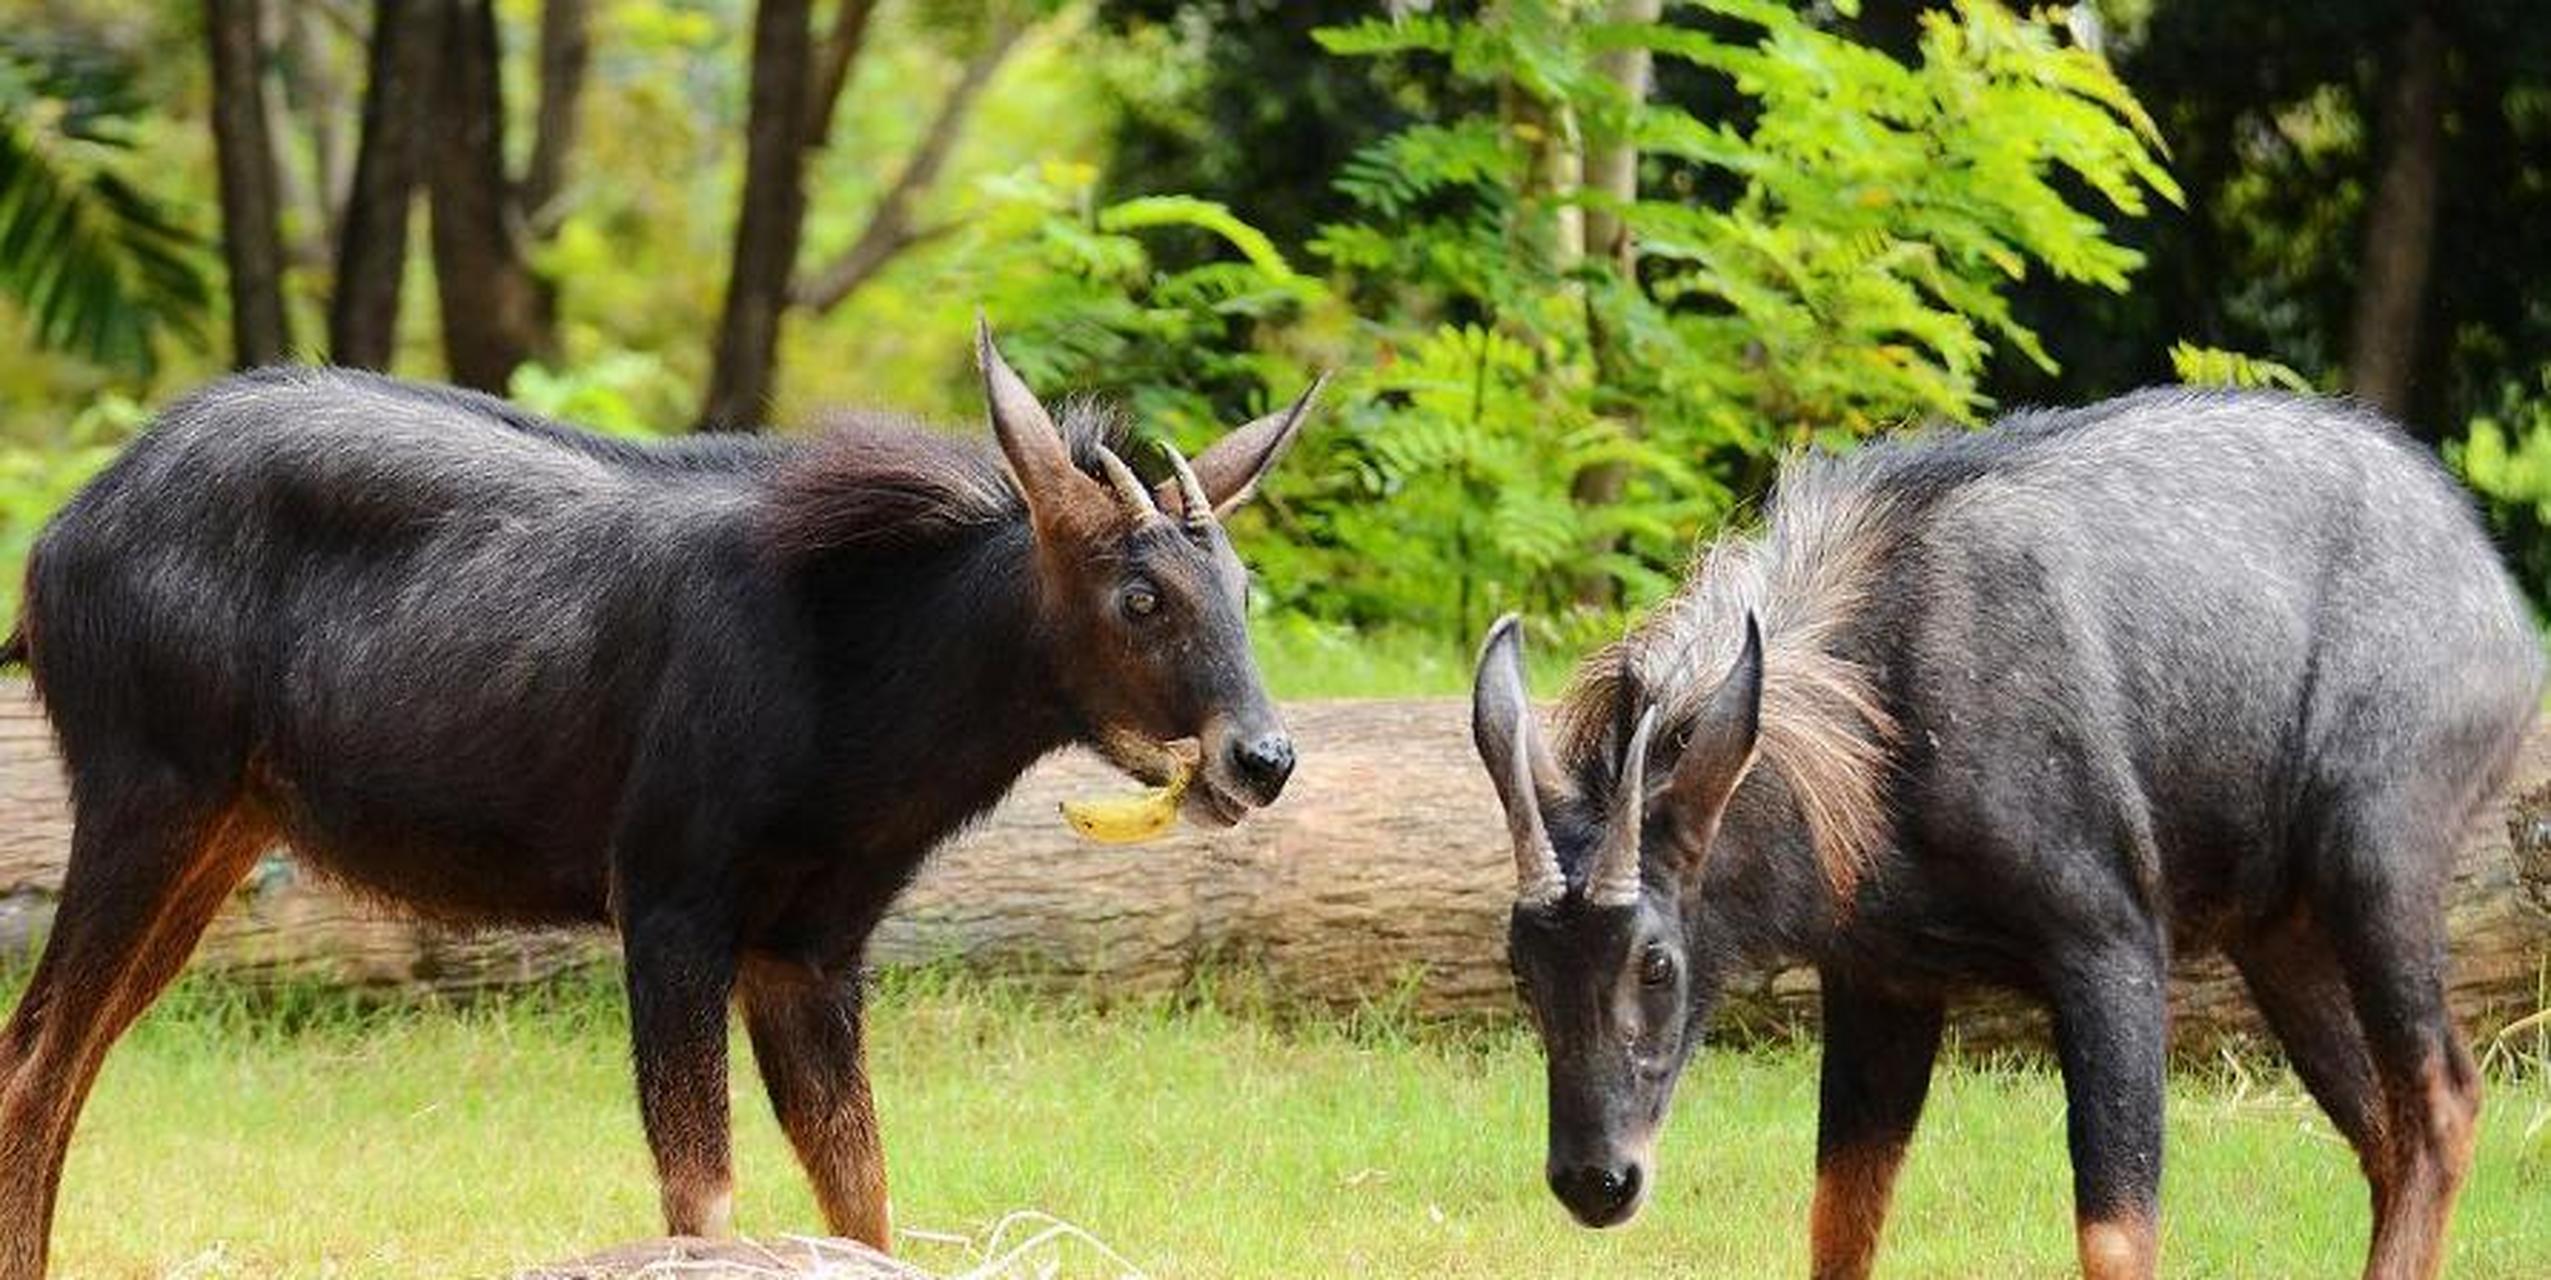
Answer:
[28,971,2551,1279]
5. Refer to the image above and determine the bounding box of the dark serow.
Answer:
[1472,390,2542,1280]
[0,321,1319,1278]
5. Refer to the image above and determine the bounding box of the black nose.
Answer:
[1550,1163,1642,1227]
[1230,732,1295,801]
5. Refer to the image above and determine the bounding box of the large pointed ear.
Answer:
[1161,373,1326,519]
[1663,612,1764,881]
[1473,613,1569,907]
[977,315,1088,531]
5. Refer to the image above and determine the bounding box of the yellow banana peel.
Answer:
[1061,757,1194,844]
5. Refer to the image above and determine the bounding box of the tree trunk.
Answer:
[2346,5,2444,425]
[698,0,818,432]
[1578,0,1657,278]
[700,1,1007,423]
[329,0,444,370]
[1502,84,1583,283]
[426,0,547,392]
[792,23,1022,315]
[519,0,591,235]
[2,691,2544,1057]
[274,0,353,262]
[205,0,296,368]
[803,0,880,152]
[1568,0,1663,605]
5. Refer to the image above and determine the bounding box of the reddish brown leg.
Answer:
[0,787,267,1280]
[2309,811,2482,1280]
[1809,979,1945,1280]
[2234,913,2418,1279]
[739,955,891,1251]
[2352,1033,2479,1279]
[2232,917,2385,1156]
[2076,1214,2158,1280]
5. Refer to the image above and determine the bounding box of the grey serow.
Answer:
[1473,390,2541,1280]
[0,324,1318,1280]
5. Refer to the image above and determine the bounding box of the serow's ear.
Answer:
[1161,373,1327,519]
[1663,612,1764,882]
[1473,613,1569,908]
[977,314,1087,532]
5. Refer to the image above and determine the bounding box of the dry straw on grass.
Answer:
[518,1212,1147,1280]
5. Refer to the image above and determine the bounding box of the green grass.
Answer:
[1250,614,1590,700]
[31,972,2551,1278]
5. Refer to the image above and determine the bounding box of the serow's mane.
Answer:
[759,398,1131,560]
[1554,457,1902,901]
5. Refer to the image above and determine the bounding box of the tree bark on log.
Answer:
[0,688,2543,1055]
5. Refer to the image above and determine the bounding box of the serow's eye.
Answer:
[1638,945,1675,988]
[1124,582,1160,618]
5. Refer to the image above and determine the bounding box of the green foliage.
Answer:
[2168,341,2315,392]
[0,389,144,614]
[506,351,691,439]
[0,1,2194,658]
[1271,0,2178,636]
[2450,366,2551,602]
[954,160,1327,444]
[0,36,209,377]
[944,1,2180,641]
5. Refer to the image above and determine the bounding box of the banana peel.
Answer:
[1061,756,1194,844]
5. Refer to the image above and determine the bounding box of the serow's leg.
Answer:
[2321,845,2479,1280]
[0,785,265,1280]
[740,955,891,1250]
[1809,978,1945,1280]
[623,906,742,1237]
[2048,942,2169,1280]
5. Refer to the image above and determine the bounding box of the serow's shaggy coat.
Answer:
[1474,390,2541,1280]
[0,324,1320,1278]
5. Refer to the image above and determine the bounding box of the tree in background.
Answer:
[2346,1,2443,420]
[326,0,589,389]
[10,0,2545,631]
[1958,0,2551,599]
[329,0,440,371]
[2000,1,2551,433]
[700,0,824,430]
[203,0,290,366]
[1093,0,1421,254]
[699,0,1035,429]
[1044,0,2176,635]
[426,0,568,390]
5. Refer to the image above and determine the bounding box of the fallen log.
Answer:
[2,685,2545,1052]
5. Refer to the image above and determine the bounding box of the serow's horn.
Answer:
[1585,705,1657,907]
[1159,438,1215,533]
[1094,447,1165,523]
